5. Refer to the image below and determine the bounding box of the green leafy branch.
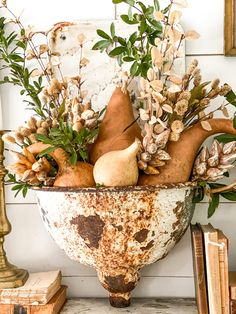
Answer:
[6,173,30,197]
[193,182,236,218]
[92,0,165,78]
[0,17,46,118]
[35,120,99,165]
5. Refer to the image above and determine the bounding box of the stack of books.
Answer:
[0,270,66,314]
[191,223,236,314]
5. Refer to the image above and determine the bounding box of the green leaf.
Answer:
[79,150,88,161]
[154,0,160,11]
[140,20,148,35]
[109,46,126,57]
[189,81,211,105]
[215,133,236,143]
[110,22,115,38]
[192,186,204,203]
[35,134,52,144]
[117,37,126,46]
[38,146,56,157]
[130,61,139,76]
[69,151,78,165]
[220,190,236,201]
[120,14,139,24]
[207,193,220,218]
[112,0,124,3]
[233,115,236,129]
[129,32,137,44]
[123,56,135,62]
[22,185,28,198]
[92,40,111,51]
[97,29,111,40]
[225,89,236,107]
[137,1,147,13]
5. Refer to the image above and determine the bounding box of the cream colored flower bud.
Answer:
[138,160,148,170]
[73,121,83,132]
[36,120,43,128]
[20,127,32,137]
[27,117,37,131]
[14,132,25,144]
[28,134,37,143]
[169,132,180,142]
[37,127,48,135]
[141,152,152,162]
[81,109,94,120]
[85,118,97,129]
[171,120,184,133]
[211,79,220,89]
[41,121,50,129]
[147,143,158,155]
[36,171,47,182]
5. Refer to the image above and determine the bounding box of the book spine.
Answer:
[191,228,208,314]
[231,300,236,314]
[0,304,30,314]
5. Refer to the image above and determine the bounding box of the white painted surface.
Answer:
[1,0,236,298]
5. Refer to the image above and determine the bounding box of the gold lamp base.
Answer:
[0,132,28,289]
[0,264,28,289]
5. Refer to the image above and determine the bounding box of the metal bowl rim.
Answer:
[31,182,197,193]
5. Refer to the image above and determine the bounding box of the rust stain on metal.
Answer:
[35,183,196,308]
[104,275,136,293]
[134,229,149,243]
[141,240,155,251]
[70,214,105,249]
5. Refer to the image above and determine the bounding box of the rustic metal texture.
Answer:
[34,183,195,307]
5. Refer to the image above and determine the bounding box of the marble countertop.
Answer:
[61,298,198,314]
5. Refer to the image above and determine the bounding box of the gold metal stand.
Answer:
[0,131,28,288]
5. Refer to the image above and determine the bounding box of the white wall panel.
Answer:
[1,0,236,298]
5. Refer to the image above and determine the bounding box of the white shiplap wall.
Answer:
[1,0,235,298]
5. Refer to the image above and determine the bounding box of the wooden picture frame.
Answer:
[225,0,236,55]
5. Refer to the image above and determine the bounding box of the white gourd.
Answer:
[93,139,141,187]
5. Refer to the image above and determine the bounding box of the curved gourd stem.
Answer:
[27,142,70,167]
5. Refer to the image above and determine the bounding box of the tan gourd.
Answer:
[138,119,236,185]
[90,87,142,164]
[93,139,141,187]
[28,142,95,187]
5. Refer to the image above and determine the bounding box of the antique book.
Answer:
[217,229,229,314]
[0,270,61,305]
[230,300,236,314]
[201,224,222,314]
[0,285,66,314]
[190,223,208,314]
[229,271,236,300]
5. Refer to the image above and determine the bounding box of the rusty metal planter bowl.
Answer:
[33,183,196,308]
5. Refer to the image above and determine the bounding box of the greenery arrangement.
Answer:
[92,0,236,217]
[1,0,236,217]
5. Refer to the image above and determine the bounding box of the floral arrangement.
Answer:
[1,0,236,217]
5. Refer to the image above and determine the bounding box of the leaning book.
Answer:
[190,223,208,314]
[0,270,61,305]
[201,224,222,314]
